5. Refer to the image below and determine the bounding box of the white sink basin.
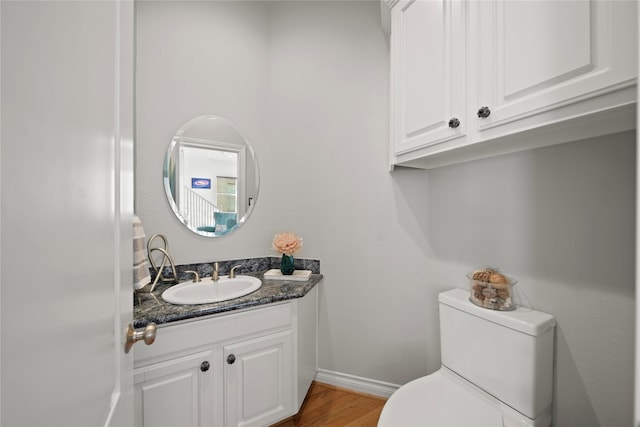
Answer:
[162,275,262,305]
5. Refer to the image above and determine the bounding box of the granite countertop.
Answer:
[134,271,323,328]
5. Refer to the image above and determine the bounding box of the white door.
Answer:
[1,1,135,426]
[635,4,640,425]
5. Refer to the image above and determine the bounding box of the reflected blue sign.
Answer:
[191,178,211,189]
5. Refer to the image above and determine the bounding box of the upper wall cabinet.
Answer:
[388,0,638,169]
[390,0,466,156]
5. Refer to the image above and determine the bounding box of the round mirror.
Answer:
[163,115,259,237]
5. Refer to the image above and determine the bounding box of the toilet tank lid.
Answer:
[439,288,556,336]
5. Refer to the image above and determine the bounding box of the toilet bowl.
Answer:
[378,288,556,427]
[378,367,552,426]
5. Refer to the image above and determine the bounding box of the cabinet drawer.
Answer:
[135,303,293,365]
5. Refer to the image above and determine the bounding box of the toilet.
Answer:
[378,288,556,427]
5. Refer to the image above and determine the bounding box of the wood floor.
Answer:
[273,381,387,427]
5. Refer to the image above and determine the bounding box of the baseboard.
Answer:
[314,369,400,399]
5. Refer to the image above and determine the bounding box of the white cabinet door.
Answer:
[134,350,215,427]
[472,0,637,131]
[224,331,294,427]
[391,0,466,155]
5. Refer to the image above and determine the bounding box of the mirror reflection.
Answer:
[163,115,259,237]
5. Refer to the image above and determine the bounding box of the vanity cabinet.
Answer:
[133,286,318,427]
[389,0,637,169]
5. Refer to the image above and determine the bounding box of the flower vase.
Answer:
[280,254,295,275]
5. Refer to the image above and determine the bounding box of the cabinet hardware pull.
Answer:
[448,118,460,128]
[200,361,210,372]
[125,323,156,353]
[477,106,491,118]
[227,354,236,365]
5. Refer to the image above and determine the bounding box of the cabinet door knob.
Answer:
[200,361,210,372]
[477,106,491,118]
[448,118,460,128]
[125,323,156,353]
[227,354,236,365]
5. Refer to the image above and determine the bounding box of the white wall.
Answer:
[136,0,270,251]
[267,0,440,385]
[136,2,636,425]
[427,132,635,426]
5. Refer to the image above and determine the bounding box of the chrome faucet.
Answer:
[212,262,219,282]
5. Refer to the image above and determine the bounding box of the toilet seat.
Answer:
[378,367,550,427]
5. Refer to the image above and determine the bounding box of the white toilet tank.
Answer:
[438,288,556,420]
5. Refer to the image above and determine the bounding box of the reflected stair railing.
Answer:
[181,186,220,230]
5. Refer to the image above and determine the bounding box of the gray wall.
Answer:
[426,132,635,426]
[135,2,636,425]
[136,0,271,260]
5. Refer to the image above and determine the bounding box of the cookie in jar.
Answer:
[467,268,517,311]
